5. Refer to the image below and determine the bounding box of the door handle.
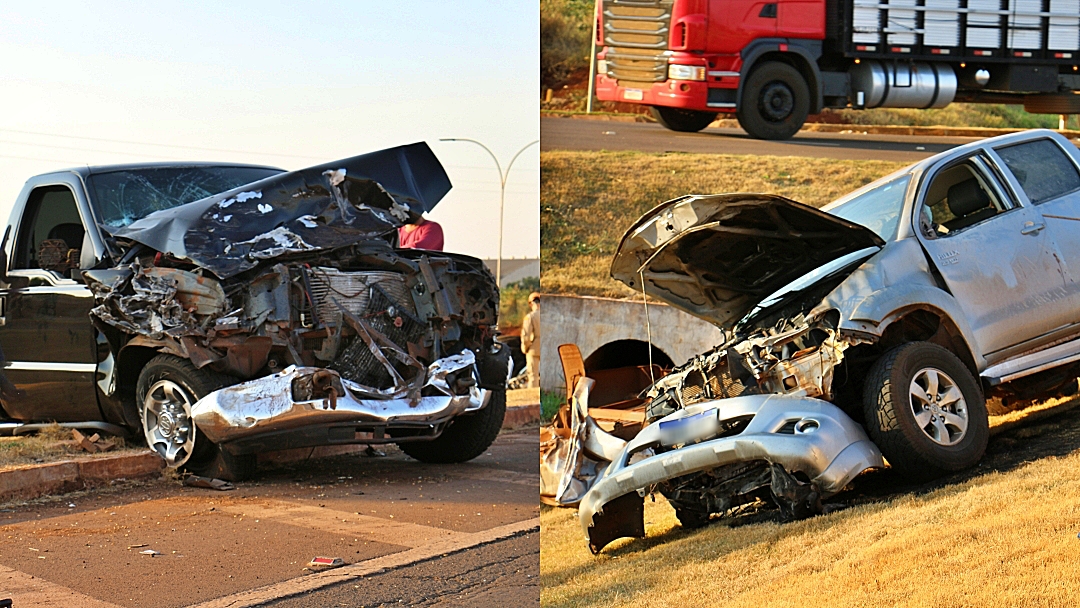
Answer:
[1021,221,1046,235]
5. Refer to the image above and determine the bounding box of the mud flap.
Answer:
[586,491,645,554]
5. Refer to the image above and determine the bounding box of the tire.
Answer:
[862,342,989,481]
[399,390,506,463]
[736,61,810,140]
[650,106,718,132]
[136,355,255,482]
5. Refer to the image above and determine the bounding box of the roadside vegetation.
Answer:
[500,276,540,330]
[541,150,907,296]
[542,398,1080,607]
[0,424,133,471]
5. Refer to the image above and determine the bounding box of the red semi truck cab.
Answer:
[595,0,1080,139]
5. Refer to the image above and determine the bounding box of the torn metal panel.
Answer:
[107,142,452,279]
[190,351,488,445]
[539,378,628,507]
[85,260,223,340]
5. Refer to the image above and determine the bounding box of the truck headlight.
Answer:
[668,64,706,81]
[597,59,608,76]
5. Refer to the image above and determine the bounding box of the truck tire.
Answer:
[862,342,988,481]
[736,61,810,140]
[136,355,255,482]
[651,106,718,132]
[398,390,506,463]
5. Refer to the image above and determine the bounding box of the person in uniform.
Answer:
[521,292,540,388]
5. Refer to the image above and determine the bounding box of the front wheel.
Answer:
[736,61,810,140]
[399,390,506,463]
[136,354,255,482]
[650,106,718,133]
[862,342,989,481]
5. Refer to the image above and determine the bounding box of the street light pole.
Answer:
[439,138,539,287]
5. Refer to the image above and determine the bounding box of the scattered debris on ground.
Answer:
[182,475,235,491]
[308,556,345,570]
[72,429,117,453]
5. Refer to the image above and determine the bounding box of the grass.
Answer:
[541,151,909,297]
[541,390,564,422]
[541,399,1080,607]
[0,424,132,471]
[819,104,1061,129]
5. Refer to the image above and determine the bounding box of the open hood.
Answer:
[108,142,451,279]
[610,194,885,329]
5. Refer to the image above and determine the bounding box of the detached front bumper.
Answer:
[579,394,883,553]
[190,351,492,455]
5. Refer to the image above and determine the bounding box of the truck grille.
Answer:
[602,0,672,83]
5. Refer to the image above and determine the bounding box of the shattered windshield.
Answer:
[87,166,283,229]
[825,174,912,241]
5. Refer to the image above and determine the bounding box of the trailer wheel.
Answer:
[862,342,988,481]
[736,62,809,140]
[650,106,718,132]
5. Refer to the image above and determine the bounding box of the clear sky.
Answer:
[0,1,539,260]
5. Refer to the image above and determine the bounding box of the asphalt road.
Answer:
[0,427,540,607]
[541,116,980,162]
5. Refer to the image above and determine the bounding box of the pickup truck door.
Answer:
[991,137,1080,308]
[0,177,103,423]
[914,151,1071,360]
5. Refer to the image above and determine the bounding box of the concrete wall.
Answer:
[540,294,726,393]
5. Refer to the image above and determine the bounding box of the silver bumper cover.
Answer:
[191,351,489,445]
[579,393,883,552]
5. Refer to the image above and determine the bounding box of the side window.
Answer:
[13,186,85,273]
[995,139,1080,205]
[919,158,1010,238]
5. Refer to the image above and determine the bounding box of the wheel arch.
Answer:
[117,343,166,402]
[874,306,980,379]
[842,282,987,373]
[737,39,823,114]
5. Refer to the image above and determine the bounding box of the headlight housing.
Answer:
[667,64,706,81]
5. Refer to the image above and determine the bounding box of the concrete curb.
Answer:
[503,403,541,428]
[541,111,1080,138]
[0,452,163,502]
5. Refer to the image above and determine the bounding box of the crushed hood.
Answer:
[610,194,885,329]
[107,142,451,279]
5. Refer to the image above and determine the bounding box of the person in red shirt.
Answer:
[397,215,444,250]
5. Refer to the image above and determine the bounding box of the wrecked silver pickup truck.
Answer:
[552,129,1080,553]
[0,142,510,480]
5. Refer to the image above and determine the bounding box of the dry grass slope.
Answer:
[541,437,1080,607]
[541,151,909,297]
